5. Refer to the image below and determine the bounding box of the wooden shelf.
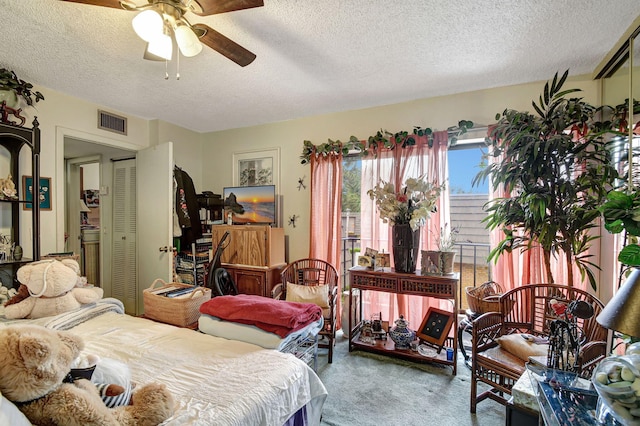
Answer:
[350,330,456,367]
[0,120,41,289]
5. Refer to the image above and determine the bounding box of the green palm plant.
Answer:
[473,70,621,289]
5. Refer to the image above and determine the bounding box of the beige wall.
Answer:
[2,73,609,291]
[201,74,601,265]
[2,86,204,257]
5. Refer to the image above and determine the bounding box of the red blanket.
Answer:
[199,295,323,338]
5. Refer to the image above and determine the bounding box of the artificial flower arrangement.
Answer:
[367,175,444,230]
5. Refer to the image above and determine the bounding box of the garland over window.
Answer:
[299,120,474,164]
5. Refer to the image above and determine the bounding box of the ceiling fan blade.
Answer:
[192,24,256,67]
[192,0,263,16]
[59,0,127,9]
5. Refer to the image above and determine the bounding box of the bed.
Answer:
[0,298,328,426]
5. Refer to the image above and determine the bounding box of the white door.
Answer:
[112,159,137,313]
[65,162,82,257]
[136,142,174,315]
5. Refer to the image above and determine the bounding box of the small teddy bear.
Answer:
[4,259,103,319]
[0,324,175,425]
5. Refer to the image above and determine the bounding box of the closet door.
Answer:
[112,159,137,313]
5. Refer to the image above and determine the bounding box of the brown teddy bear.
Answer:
[3,259,103,319]
[0,324,175,426]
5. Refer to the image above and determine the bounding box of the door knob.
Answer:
[159,246,171,252]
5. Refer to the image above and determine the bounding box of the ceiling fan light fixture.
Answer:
[175,24,203,57]
[132,9,164,42]
[147,32,173,60]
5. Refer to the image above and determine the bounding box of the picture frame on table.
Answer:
[417,307,454,352]
[22,176,52,210]
[232,148,280,188]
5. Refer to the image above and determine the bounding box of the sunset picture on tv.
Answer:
[223,185,276,225]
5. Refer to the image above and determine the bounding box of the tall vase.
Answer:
[392,224,420,273]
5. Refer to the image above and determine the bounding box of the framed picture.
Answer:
[22,176,52,210]
[417,307,454,350]
[232,148,280,188]
[83,189,100,207]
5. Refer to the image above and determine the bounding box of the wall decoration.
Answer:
[22,176,52,210]
[288,214,299,228]
[83,189,100,207]
[417,307,454,352]
[232,148,280,188]
[297,176,306,191]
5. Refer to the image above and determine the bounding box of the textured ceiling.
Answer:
[0,0,638,133]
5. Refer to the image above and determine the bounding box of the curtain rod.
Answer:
[450,125,488,135]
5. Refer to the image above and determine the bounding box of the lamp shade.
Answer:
[175,24,202,57]
[132,10,164,42]
[146,33,173,61]
[597,268,640,338]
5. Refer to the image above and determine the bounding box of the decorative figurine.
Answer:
[297,176,306,191]
[0,173,17,199]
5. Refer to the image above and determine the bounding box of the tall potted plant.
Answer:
[600,189,640,272]
[474,70,620,289]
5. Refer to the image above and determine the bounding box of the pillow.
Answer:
[286,282,330,309]
[496,333,549,362]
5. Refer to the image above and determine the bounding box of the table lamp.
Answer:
[596,268,640,338]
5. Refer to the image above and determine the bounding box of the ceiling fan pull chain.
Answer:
[177,51,180,80]
[164,59,169,80]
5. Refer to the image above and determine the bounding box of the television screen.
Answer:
[223,185,276,225]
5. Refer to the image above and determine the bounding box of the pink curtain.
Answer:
[309,151,343,325]
[486,130,587,292]
[359,131,451,329]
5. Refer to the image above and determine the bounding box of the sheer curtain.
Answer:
[309,151,343,324]
[359,131,451,328]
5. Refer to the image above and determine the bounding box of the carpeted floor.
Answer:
[315,331,506,426]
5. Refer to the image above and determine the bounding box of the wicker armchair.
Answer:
[272,258,339,363]
[470,284,607,413]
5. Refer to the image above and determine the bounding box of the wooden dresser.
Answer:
[210,225,285,297]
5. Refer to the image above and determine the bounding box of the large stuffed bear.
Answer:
[4,259,103,319]
[0,324,175,426]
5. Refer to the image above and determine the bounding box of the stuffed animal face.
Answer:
[0,325,83,402]
[17,259,81,297]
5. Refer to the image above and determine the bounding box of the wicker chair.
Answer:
[272,258,339,363]
[470,283,607,413]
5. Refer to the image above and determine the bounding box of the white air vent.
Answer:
[98,110,127,135]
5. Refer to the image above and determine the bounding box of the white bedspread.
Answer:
[0,304,327,426]
[68,313,327,426]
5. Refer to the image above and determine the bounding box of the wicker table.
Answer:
[347,267,459,375]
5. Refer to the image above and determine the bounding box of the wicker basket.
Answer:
[143,279,211,327]
[465,281,504,314]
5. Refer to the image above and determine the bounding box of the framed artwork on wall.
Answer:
[232,148,280,188]
[417,307,454,351]
[22,176,52,210]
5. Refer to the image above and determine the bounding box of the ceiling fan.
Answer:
[61,0,264,66]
